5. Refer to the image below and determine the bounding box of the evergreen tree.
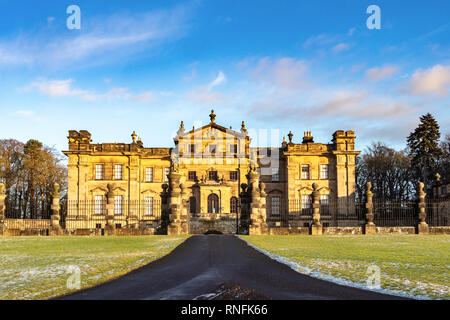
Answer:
[407,113,442,190]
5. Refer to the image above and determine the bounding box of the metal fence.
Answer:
[4,202,52,229]
[266,197,450,228]
[63,200,163,230]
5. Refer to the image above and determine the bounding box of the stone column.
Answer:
[248,167,268,235]
[310,183,322,235]
[364,182,376,235]
[104,184,116,235]
[0,183,6,236]
[49,183,63,235]
[167,169,188,235]
[416,182,429,234]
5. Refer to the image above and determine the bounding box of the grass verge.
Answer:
[241,234,449,299]
[0,235,188,300]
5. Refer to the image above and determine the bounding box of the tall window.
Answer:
[188,171,197,181]
[272,167,279,182]
[164,168,170,182]
[190,144,195,154]
[209,144,217,154]
[271,197,280,215]
[95,164,104,180]
[145,197,154,216]
[114,195,123,215]
[230,197,238,214]
[94,195,103,215]
[145,168,153,182]
[230,171,238,181]
[209,171,218,181]
[207,194,219,213]
[229,144,238,154]
[189,197,196,215]
[301,165,310,180]
[320,164,329,179]
[302,194,312,209]
[114,164,122,180]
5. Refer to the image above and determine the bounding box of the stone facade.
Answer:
[63,110,360,235]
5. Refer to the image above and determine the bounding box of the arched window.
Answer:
[230,197,238,214]
[189,196,196,215]
[208,194,219,214]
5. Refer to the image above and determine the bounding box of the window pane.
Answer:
[146,168,153,182]
[114,165,122,180]
[301,165,310,179]
[94,196,103,214]
[320,164,329,179]
[95,165,103,180]
[272,167,279,182]
[302,195,311,209]
[272,197,280,215]
[114,196,122,214]
[145,197,154,215]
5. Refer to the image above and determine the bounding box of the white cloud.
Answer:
[407,65,450,97]
[25,78,156,103]
[186,86,224,104]
[332,43,350,53]
[365,65,400,82]
[209,71,226,88]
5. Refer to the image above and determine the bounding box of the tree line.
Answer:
[356,113,449,201]
[0,139,67,218]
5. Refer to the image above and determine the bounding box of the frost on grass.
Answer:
[0,236,187,300]
[240,236,450,300]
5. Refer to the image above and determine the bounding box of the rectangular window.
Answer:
[230,171,238,181]
[302,195,312,209]
[301,165,310,180]
[320,164,329,179]
[190,144,195,154]
[94,195,103,215]
[272,167,279,182]
[320,194,329,205]
[188,171,197,181]
[114,164,122,180]
[209,144,216,154]
[164,168,170,182]
[145,168,153,182]
[442,187,447,195]
[95,164,104,180]
[271,197,280,215]
[229,144,238,153]
[209,171,218,181]
[114,195,123,215]
[145,197,154,216]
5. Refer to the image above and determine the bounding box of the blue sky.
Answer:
[0,0,449,153]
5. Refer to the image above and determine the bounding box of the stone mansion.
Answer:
[63,110,360,234]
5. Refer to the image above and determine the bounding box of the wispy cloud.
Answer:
[15,110,35,117]
[0,5,190,69]
[209,71,226,88]
[365,65,400,82]
[186,71,226,104]
[24,78,157,103]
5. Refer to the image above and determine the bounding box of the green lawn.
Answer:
[241,235,450,299]
[0,235,189,300]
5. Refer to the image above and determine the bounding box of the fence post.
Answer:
[248,166,268,235]
[167,167,188,235]
[310,183,322,235]
[416,182,429,234]
[364,182,376,235]
[49,183,63,235]
[0,183,6,236]
[105,184,116,235]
